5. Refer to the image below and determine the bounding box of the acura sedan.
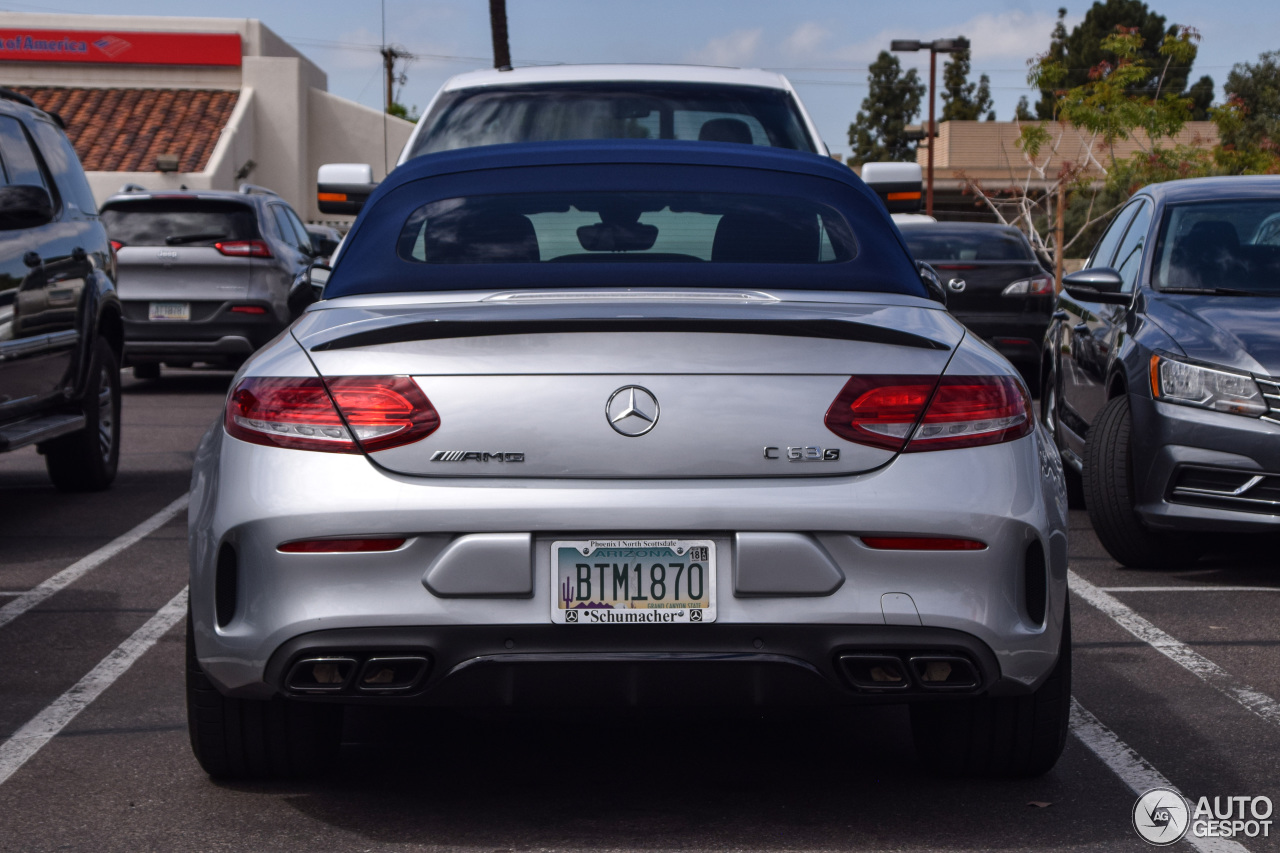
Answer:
[1042,176,1280,568]
[188,140,1069,780]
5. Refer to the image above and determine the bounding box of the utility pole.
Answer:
[1055,187,1066,294]
[891,37,969,219]
[489,0,511,69]
[380,45,412,114]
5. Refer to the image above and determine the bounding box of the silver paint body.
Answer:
[188,288,1069,700]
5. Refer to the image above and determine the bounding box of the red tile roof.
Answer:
[9,86,239,173]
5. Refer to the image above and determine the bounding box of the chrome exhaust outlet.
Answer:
[285,657,358,693]
[836,653,912,691]
[356,656,430,693]
[908,655,979,689]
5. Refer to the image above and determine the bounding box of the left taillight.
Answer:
[1001,274,1054,296]
[224,376,440,453]
[824,375,1032,453]
[215,239,272,258]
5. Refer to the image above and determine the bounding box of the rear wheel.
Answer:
[186,616,343,779]
[911,609,1070,777]
[45,338,120,492]
[1084,395,1195,569]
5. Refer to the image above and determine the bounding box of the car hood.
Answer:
[1145,292,1280,377]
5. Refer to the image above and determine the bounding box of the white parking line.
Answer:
[1102,587,1280,593]
[0,494,188,631]
[0,587,187,787]
[1071,570,1280,730]
[1070,699,1249,853]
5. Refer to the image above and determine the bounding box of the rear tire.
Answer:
[186,616,342,779]
[133,363,160,380]
[911,609,1071,777]
[1083,395,1194,569]
[44,338,121,492]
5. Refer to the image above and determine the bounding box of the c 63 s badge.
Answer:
[430,451,525,462]
[763,446,840,461]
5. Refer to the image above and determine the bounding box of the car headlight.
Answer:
[1150,354,1266,416]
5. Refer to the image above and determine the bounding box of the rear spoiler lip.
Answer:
[308,313,952,352]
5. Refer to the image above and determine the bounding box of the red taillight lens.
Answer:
[229,305,267,315]
[825,375,1032,453]
[224,376,440,453]
[215,239,272,258]
[110,240,124,252]
[861,536,987,550]
[279,537,406,553]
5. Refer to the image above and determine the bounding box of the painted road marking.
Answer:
[1071,570,1280,730]
[1101,586,1280,593]
[0,494,188,630]
[1070,699,1249,853]
[0,587,187,787]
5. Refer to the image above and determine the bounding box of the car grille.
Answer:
[1169,466,1280,513]
[1257,376,1280,427]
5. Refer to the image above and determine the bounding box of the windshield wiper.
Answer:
[1158,287,1270,297]
[164,232,226,245]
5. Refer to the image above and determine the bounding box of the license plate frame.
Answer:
[148,301,190,322]
[551,538,716,625]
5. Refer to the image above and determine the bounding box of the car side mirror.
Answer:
[317,163,377,215]
[1061,267,1130,304]
[0,184,54,230]
[917,261,947,306]
[288,263,331,317]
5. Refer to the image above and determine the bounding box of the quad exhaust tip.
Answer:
[836,652,979,692]
[285,655,430,695]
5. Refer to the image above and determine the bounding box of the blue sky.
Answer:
[4,0,1277,157]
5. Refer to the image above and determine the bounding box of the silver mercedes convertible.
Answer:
[187,140,1070,780]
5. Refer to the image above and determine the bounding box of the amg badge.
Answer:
[763,446,840,461]
[429,451,525,463]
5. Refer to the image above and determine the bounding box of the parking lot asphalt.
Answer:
[1,372,1277,852]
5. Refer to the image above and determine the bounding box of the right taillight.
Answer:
[225,376,440,453]
[824,375,1032,453]
[215,239,272,258]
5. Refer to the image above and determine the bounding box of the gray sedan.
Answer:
[187,141,1069,781]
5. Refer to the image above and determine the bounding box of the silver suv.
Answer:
[100,185,320,379]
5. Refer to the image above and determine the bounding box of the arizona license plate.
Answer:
[148,301,190,321]
[551,539,716,625]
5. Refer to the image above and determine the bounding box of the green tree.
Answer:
[1014,96,1035,121]
[848,51,925,166]
[941,45,995,121]
[1219,52,1280,150]
[1185,74,1214,120]
[1034,0,1205,120]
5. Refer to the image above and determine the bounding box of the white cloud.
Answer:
[687,28,763,67]
[782,21,830,58]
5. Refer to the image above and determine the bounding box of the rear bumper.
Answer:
[952,312,1049,368]
[262,623,1014,708]
[1131,395,1280,532]
[188,423,1071,704]
[122,301,285,364]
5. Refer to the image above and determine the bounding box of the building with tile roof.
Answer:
[0,13,414,224]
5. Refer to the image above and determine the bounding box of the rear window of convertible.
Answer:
[395,191,857,265]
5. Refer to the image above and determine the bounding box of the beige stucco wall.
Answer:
[307,89,414,222]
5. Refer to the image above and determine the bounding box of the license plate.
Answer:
[149,301,190,321]
[551,539,715,625]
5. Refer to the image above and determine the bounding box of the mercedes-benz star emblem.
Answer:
[606,385,660,437]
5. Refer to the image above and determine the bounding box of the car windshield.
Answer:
[407,82,815,157]
[396,191,855,265]
[101,199,258,247]
[1154,200,1280,294]
[902,229,1035,262]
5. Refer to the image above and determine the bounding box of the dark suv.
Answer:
[100,185,320,379]
[0,90,122,491]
